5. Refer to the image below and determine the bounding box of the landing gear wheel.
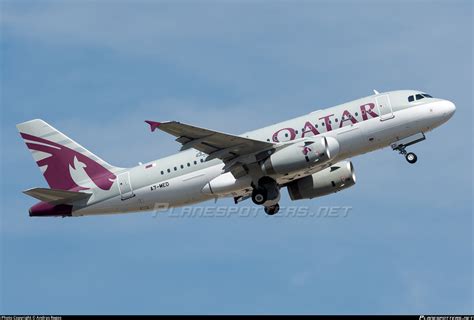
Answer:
[252,188,267,205]
[405,152,417,164]
[264,204,280,216]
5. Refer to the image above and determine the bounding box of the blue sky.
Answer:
[1,0,472,315]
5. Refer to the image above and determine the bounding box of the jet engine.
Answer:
[261,136,340,175]
[287,160,356,200]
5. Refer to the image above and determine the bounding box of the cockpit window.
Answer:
[408,93,433,102]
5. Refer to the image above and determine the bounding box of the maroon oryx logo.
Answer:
[21,133,116,191]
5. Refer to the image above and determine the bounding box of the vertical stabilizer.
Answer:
[17,119,122,191]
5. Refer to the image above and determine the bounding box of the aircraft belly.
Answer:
[333,124,365,159]
[361,111,424,152]
[131,171,214,209]
[73,165,221,216]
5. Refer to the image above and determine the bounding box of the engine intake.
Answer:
[287,160,356,200]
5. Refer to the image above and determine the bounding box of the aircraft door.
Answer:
[375,94,395,121]
[117,172,135,200]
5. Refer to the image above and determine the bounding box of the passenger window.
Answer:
[167,169,171,173]
[174,167,177,171]
[161,171,164,175]
[200,159,204,163]
[416,94,424,100]
[408,95,414,102]
[187,163,190,167]
[180,165,184,169]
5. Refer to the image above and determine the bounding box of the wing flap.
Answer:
[23,188,91,204]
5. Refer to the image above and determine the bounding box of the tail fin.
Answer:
[17,119,122,191]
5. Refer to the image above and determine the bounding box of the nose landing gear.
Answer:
[405,152,417,164]
[390,133,425,165]
[395,145,418,164]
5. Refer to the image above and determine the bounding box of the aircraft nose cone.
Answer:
[443,100,456,120]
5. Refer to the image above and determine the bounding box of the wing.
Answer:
[145,120,274,163]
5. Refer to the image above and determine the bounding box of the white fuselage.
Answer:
[74,90,455,216]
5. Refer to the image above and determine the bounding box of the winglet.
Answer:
[145,120,161,132]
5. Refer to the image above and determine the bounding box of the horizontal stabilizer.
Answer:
[23,188,91,204]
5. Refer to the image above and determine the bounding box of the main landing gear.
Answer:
[251,176,281,215]
[251,188,267,205]
[264,204,280,215]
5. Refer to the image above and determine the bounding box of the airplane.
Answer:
[16,90,455,217]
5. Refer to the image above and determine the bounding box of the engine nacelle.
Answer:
[287,160,356,200]
[262,136,339,175]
